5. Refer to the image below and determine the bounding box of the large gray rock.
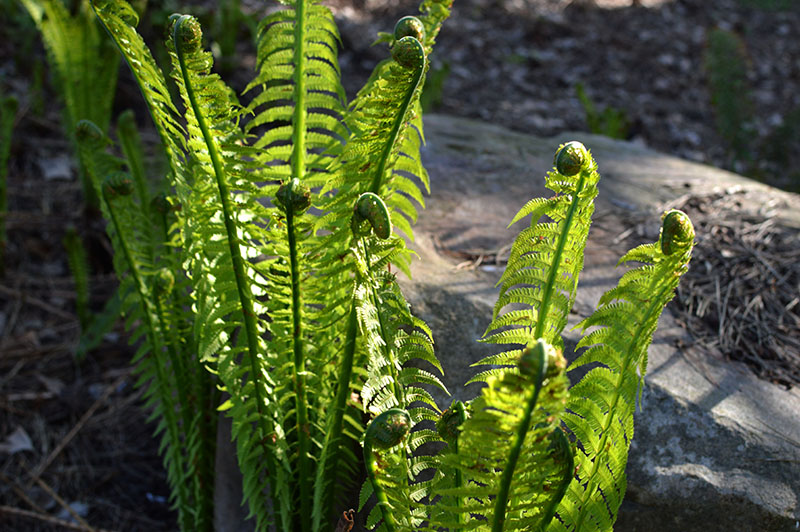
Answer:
[399,114,800,531]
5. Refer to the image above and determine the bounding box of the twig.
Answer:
[0,505,117,532]
[0,284,75,321]
[0,470,47,514]
[26,372,131,488]
[23,465,96,532]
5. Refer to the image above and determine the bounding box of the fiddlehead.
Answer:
[393,16,426,43]
[660,209,695,256]
[363,408,412,532]
[352,192,393,239]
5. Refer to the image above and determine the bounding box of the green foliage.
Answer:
[21,0,120,209]
[575,83,629,140]
[0,92,17,275]
[77,0,694,530]
[554,210,694,532]
[704,28,754,166]
[62,226,91,329]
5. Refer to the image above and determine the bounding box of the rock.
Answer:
[399,114,800,531]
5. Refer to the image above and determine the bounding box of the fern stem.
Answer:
[368,54,425,195]
[291,0,307,183]
[173,15,279,525]
[491,345,546,532]
[314,303,359,529]
[571,278,676,531]
[116,110,149,214]
[287,2,313,527]
[286,207,313,532]
[533,170,588,341]
[103,191,192,530]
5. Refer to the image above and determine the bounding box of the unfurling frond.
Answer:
[553,211,695,532]
[430,340,573,532]
[477,141,600,376]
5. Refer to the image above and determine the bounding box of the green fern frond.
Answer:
[479,142,600,369]
[116,109,150,211]
[553,210,695,532]
[62,227,91,330]
[91,0,186,181]
[168,15,289,530]
[352,233,444,531]
[430,340,573,532]
[100,173,198,529]
[246,0,346,180]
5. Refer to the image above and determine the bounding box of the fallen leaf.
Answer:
[0,426,35,455]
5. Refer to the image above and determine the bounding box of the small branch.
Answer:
[26,372,130,488]
[0,505,116,532]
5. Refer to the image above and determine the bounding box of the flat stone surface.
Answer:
[399,114,800,531]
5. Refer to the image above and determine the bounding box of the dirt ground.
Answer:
[1,0,798,530]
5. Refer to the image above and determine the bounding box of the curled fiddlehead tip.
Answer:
[393,16,426,44]
[660,209,695,255]
[365,408,411,450]
[518,338,565,380]
[275,178,311,215]
[75,119,105,143]
[102,172,134,199]
[554,141,588,177]
[351,192,392,239]
[391,36,426,71]
[436,400,469,443]
[93,0,140,27]
[173,14,203,53]
[150,192,170,214]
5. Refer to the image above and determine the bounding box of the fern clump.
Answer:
[73,0,695,530]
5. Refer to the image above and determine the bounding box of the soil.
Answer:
[1,0,798,530]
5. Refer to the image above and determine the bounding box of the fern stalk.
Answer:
[368,38,426,194]
[286,4,312,527]
[534,169,586,341]
[116,109,149,212]
[491,342,547,532]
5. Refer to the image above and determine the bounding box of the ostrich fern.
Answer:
[80,0,695,530]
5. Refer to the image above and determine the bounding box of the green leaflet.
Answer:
[553,211,695,532]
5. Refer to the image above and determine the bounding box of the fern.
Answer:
[62,226,91,330]
[76,1,698,530]
[476,141,599,379]
[553,210,695,532]
[21,0,119,208]
[429,340,573,531]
